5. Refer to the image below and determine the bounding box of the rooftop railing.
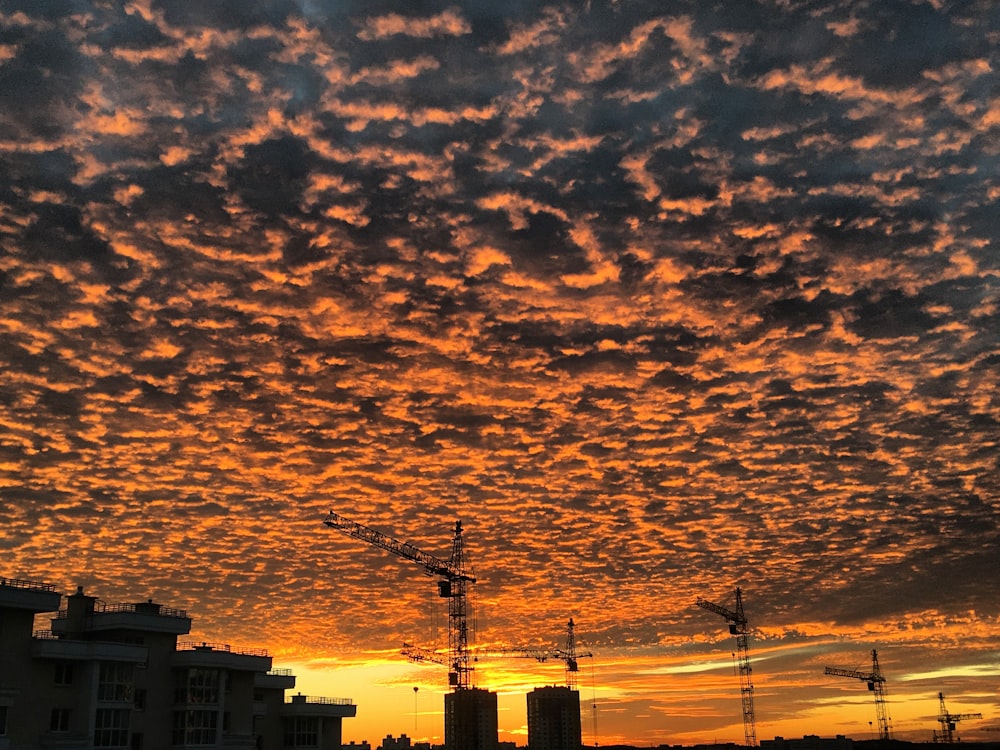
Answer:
[99,601,189,618]
[0,576,57,592]
[286,695,354,705]
[177,641,270,658]
[53,601,189,620]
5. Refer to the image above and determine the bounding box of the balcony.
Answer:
[51,599,192,636]
[254,667,296,691]
[31,637,148,664]
[281,694,357,719]
[172,642,271,672]
[0,576,61,613]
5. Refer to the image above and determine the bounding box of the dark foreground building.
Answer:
[444,688,498,750]
[526,686,581,750]
[0,575,355,750]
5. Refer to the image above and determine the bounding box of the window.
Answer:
[1,705,7,736]
[172,709,218,746]
[283,716,319,748]
[50,708,71,732]
[185,669,220,704]
[55,662,74,685]
[99,662,134,702]
[94,708,130,748]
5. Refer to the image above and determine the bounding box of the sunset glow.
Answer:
[2,1,998,747]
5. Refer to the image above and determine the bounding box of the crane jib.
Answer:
[324,514,477,583]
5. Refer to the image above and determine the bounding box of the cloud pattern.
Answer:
[2,0,998,744]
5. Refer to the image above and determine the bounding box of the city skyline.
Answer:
[2,0,998,747]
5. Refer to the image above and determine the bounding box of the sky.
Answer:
[1,0,999,745]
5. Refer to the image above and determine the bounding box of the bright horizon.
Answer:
[28,554,999,747]
[3,0,999,746]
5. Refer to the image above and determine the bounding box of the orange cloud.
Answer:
[357,10,471,41]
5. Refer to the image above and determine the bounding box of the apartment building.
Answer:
[0,575,355,750]
[525,686,581,750]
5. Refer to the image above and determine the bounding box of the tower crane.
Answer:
[561,617,591,690]
[471,619,593,690]
[824,649,892,740]
[324,511,476,690]
[697,587,757,748]
[935,692,982,743]
[402,642,449,666]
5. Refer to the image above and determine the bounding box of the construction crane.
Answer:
[561,617,591,690]
[402,642,449,666]
[324,511,476,690]
[935,692,982,743]
[471,619,593,690]
[824,649,892,740]
[697,587,757,748]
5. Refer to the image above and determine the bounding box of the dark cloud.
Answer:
[848,289,939,340]
[2,0,999,745]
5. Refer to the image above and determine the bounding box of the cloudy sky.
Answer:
[2,0,999,745]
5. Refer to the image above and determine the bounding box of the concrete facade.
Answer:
[444,688,498,750]
[526,687,582,750]
[0,576,355,750]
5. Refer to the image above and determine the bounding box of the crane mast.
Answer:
[697,587,757,748]
[562,617,590,690]
[935,692,982,743]
[324,511,476,690]
[824,649,892,740]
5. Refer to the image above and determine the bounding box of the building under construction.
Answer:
[323,514,593,750]
[445,688,499,750]
[527,686,582,750]
[326,513,505,750]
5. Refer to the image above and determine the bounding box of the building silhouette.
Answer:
[0,576,355,750]
[526,686,581,750]
[383,734,424,750]
[444,688,498,750]
[761,737,853,750]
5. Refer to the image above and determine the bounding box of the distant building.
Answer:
[444,687,498,750]
[344,741,373,750]
[0,575,356,750]
[762,736,853,750]
[381,734,413,750]
[526,686,582,750]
